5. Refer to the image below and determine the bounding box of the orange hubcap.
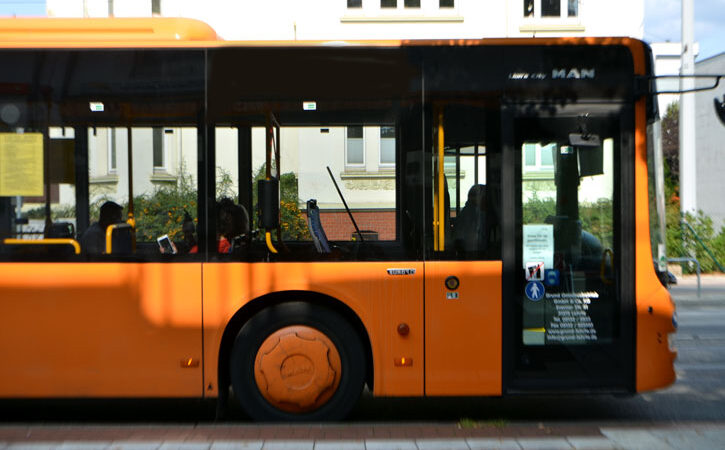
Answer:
[254,325,341,413]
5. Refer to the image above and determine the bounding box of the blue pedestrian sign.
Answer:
[525,281,545,301]
[544,269,560,287]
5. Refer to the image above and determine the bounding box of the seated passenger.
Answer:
[453,184,488,256]
[176,211,198,254]
[579,229,604,270]
[217,198,250,254]
[80,201,124,255]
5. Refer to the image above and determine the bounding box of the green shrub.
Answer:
[133,169,198,242]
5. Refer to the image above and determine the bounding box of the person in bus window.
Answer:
[176,210,198,254]
[80,201,124,255]
[159,211,197,255]
[217,198,249,254]
[453,184,488,257]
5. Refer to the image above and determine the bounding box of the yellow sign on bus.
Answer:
[0,132,44,197]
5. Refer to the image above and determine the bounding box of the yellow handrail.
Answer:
[265,231,279,254]
[600,248,615,285]
[3,238,81,255]
[105,222,134,254]
[434,107,446,251]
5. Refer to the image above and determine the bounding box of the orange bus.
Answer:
[0,18,676,421]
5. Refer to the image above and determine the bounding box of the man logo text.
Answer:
[552,68,595,79]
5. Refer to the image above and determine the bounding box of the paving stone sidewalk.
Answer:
[0,422,724,450]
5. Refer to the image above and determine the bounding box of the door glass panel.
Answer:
[513,109,623,385]
[521,123,615,346]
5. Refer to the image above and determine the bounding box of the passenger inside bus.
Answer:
[79,201,124,255]
[158,212,197,255]
[177,211,198,254]
[453,184,488,257]
[216,198,249,254]
[172,200,248,255]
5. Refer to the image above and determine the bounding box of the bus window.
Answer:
[2,127,81,259]
[87,126,200,258]
[210,119,414,262]
[0,49,205,262]
[243,123,403,261]
[432,103,501,261]
[207,45,423,262]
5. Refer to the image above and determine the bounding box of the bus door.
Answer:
[425,103,503,396]
[502,104,635,391]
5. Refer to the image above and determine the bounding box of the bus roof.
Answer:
[0,17,219,47]
[0,17,646,74]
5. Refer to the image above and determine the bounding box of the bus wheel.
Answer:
[230,302,365,421]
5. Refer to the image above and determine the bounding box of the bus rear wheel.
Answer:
[230,302,365,421]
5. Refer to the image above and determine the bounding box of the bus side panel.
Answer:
[0,263,203,397]
[634,99,677,392]
[425,261,502,395]
[202,262,424,397]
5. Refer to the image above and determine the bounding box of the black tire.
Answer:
[229,301,365,421]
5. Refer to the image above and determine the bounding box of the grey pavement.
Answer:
[2,424,725,450]
[669,273,725,304]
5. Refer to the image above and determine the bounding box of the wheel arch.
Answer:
[216,290,374,406]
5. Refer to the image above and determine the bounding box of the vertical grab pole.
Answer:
[43,101,52,236]
[474,143,479,184]
[126,127,136,250]
[455,146,460,215]
[264,112,278,254]
[273,118,284,248]
[43,128,52,235]
[434,107,446,252]
[265,114,272,180]
[433,107,440,251]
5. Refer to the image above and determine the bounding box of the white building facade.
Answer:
[48,0,644,41]
[695,53,725,229]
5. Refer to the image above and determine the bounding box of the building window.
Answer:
[153,127,170,171]
[380,126,395,165]
[541,0,560,17]
[524,0,578,18]
[568,0,578,17]
[379,0,421,8]
[346,126,364,166]
[347,0,456,14]
[524,0,534,16]
[523,142,555,173]
[107,128,117,173]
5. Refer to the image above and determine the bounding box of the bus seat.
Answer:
[306,199,330,254]
[2,238,80,257]
[46,221,75,239]
[106,223,134,255]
